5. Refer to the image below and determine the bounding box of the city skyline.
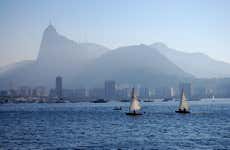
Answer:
[1,0,230,67]
[1,76,229,100]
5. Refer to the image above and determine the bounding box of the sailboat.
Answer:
[175,88,190,113]
[126,88,142,116]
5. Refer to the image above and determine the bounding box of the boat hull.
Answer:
[113,108,122,110]
[175,110,190,114]
[92,99,107,103]
[126,112,143,116]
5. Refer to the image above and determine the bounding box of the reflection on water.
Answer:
[0,100,230,149]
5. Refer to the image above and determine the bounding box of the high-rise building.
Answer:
[18,86,31,97]
[104,80,116,98]
[139,88,150,98]
[75,88,88,98]
[155,87,172,98]
[8,89,17,97]
[193,87,206,98]
[89,88,104,98]
[32,86,46,97]
[170,87,175,97]
[63,89,74,98]
[0,90,8,97]
[179,83,192,99]
[56,76,62,99]
[116,88,131,99]
[49,89,56,97]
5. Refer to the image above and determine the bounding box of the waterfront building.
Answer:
[0,90,8,97]
[63,89,75,98]
[104,80,116,98]
[193,87,206,98]
[18,86,31,97]
[89,88,104,98]
[139,88,150,98]
[75,88,88,98]
[155,87,172,98]
[56,76,63,99]
[49,89,56,98]
[116,88,131,99]
[32,86,46,97]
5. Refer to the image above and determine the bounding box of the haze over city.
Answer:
[1,0,230,67]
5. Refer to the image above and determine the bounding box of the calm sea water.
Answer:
[0,99,230,149]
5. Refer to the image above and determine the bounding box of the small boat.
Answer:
[190,98,201,101]
[212,95,215,101]
[144,100,153,102]
[175,88,190,114]
[126,111,142,115]
[113,106,122,110]
[163,97,173,102]
[120,99,129,102]
[126,88,143,116]
[92,99,107,103]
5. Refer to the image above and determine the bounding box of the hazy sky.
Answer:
[0,0,230,67]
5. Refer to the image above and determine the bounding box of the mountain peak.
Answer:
[151,42,168,49]
[44,24,57,35]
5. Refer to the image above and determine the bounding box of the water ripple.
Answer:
[0,101,230,149]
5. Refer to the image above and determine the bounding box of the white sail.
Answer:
[178,89,189,111]
[212,95,215,100]
[129,88,141,112]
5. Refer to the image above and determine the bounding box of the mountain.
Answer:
[35,24,109,86]
[0,25,197,89]
[151,42,230,78]
[37,25,108,69]
[0,60,34,74]
[0,25,109,89]
[75,44,193,87]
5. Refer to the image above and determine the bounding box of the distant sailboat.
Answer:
[113,106,122,110]
[126,88,142,116]
[212,95,215,101]
[175,88,190,113]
